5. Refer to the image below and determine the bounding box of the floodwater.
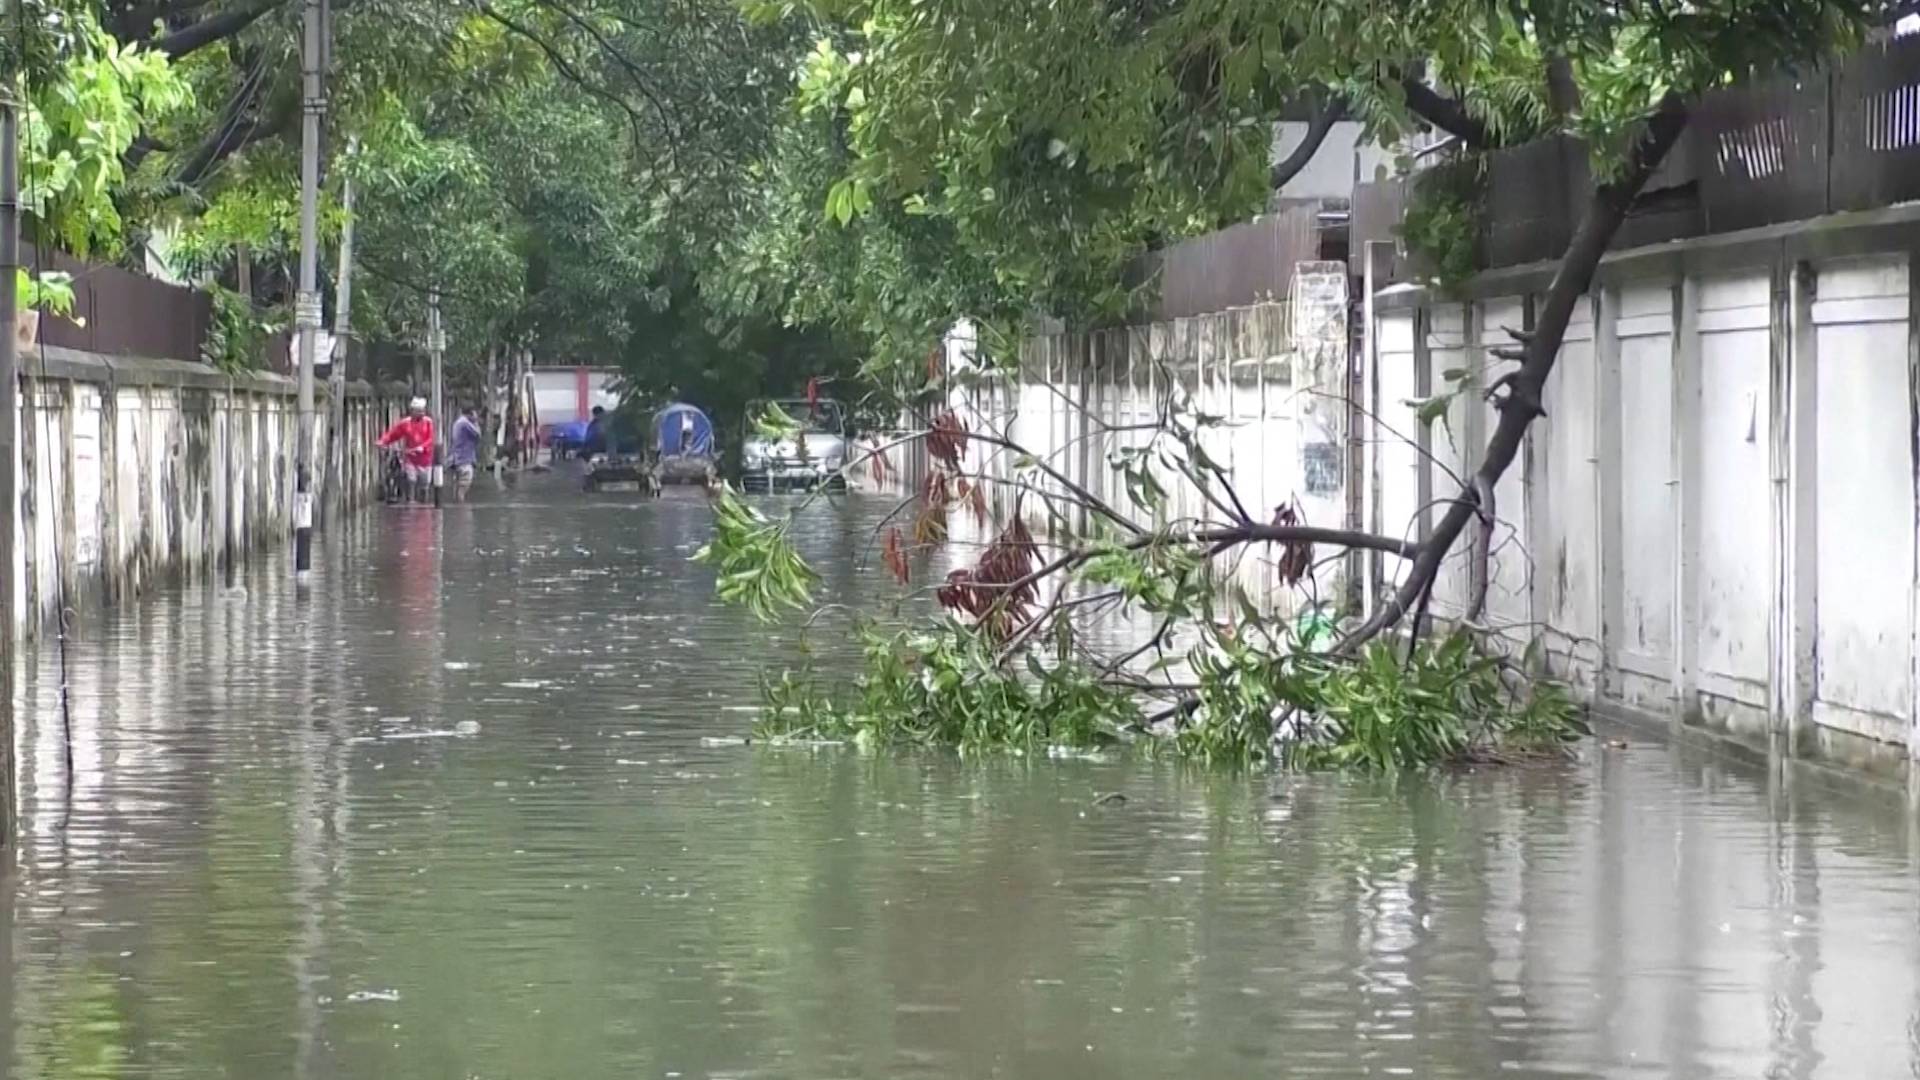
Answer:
[5,470,1920,1079]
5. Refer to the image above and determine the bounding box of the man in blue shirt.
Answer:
[451,405,483,501]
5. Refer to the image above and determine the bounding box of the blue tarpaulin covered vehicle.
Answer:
[652,403,718,485]
[546,419,591,458]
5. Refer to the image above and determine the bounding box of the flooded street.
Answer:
[4,471,1920,1079]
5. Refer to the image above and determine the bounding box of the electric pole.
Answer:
[325,135,357,516]
[1,71,21,844]
[428,290,445,507]
[293,0,327,576]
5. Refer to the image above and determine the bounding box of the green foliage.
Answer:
[723,0,1878,388]
[1177,631,1588,771]
[755,624,1143,753]
[752,399,804,439]
[14,8,191,256]
[747,616,1585,770]
[200,285,285,375]
[15,269,77,317]
[1078,542,1209,617]
[693,486,821,620]
[1398,157,1486,287]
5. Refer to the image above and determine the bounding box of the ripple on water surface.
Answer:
[5,473,1920,1079]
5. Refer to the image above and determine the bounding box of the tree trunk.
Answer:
[1343,95,1690,648]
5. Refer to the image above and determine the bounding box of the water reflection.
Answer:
[4,471,1919,1078]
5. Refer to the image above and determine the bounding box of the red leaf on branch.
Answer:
[1273,501,1313,585]
[914,470,952,544]
[882,527,910,585]
[926,411,969,470]
[967,479,989,528]
[937,568,977,614]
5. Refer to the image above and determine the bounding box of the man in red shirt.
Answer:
[377,397,436,501]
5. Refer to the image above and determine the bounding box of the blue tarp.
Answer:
[548,420,591,448]
[654,403,715,457]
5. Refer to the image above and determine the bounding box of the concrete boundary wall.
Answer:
[1368,204,1920,769]
[872,283,1350,615]
[9,346,400,634]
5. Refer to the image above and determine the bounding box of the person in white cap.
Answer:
[377,397,436,501]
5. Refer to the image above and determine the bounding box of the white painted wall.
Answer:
[530,366,622,428]
[1371,249,1920,760]
[1611,282,1678,708]
[882,298,1343,618]
[1810,257,1913,742]
[1693,270,1774,711]
[9,349,395,634]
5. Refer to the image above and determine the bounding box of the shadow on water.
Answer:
[4,467,1920,1078]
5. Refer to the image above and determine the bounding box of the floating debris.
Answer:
[345,989,401,1004]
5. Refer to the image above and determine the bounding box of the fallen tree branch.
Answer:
[1462,474,1496,624]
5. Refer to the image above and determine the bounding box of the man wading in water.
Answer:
[451,405,483,501]
[377,397,436,502]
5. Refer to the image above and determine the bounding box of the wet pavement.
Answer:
[5,468,1920,1078]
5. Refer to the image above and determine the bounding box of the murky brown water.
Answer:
[5,470,1920,1079]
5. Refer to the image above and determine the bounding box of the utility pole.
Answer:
[325,135,357,516]
[481,344,497,473]
[427,290,445,507]
[292,0,327,576]
[1,77,21,844]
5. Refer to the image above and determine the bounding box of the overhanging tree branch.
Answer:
[175,81,294,187]
[151,0,289,58]
[1400,77,1495,149]
[470,0,679,176]
[1270,96,1345,191]
[518,0,682,139]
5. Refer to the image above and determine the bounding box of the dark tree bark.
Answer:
[1271,98,1346,191]
[151,0,288,59]
[174,91,296,186]
[1400,78,1496,149]
[116,0,222,41]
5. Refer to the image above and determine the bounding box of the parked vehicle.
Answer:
[580,408,662,493]
[740,397,850,493]
[652,402,719,486]
[583,453,661,495]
